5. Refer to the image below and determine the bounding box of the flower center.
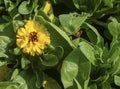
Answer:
[29,32,38,42]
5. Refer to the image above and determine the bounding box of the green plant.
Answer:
[0,0,120,89]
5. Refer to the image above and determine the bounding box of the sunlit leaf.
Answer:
[59,13,88,35]
[79,41,96,65]
[18,1,33,15]
[114,75,120,86]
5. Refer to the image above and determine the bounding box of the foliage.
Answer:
[0,0,120,89]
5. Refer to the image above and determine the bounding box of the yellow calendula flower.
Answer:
[16,20,50,56]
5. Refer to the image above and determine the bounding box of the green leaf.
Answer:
[108,43,120,63]
[61,48,91,88]
[13,47,21,55]
[0,52,8,58]
[79,41,96,65]
[18,1,33,15]
[108,22,120,38]
[19,69,38,89]
[12,69,38,89]
[52,46,64,60]
[59,13,88,35]
[21,57,30,69]
[41,54,58,66]
[85,22,104,47]
[61,49,79,88]
[0,59,7,66]
[46,22,74,56]
[76,59,91,88]
[108,16,118,23]
[12,20,24,32]
[0,23,15,39]
[109,56,120,75]
[85,29,97,44]
[11,69,19,80]
[0,23,10,32]
[0,36,11,52]
[114,75,120,86]
[13,75,28,89]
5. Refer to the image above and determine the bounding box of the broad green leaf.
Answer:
[114,75,120,86]
[0,52,8,58]
[13,75,26,85]
[85,29,97,44]
[59,13,88,35]
[47,45,64,60]
[0,23,10,32]
[108,16,118,23]
[0,23,15,39]
[21,57,30,69]
[0,36,11,52]
[108,43,120,63]
[61,49,79,88]
[108,22,120,38]
[13,47,21,55]
[84,79,89,89]
[18,1,33,15]
[0,59,7,66]
[12,20,24,32]
[53,46,64,60]
[15,69,38,89]
[13,75,28,89]
[79,41,96,65]
[109,56,120,75]
[41,54,58,66]
[85,22,104,47]
[46,22,74,56]
[76,58,91,88]
[11,69,19,80]
[61,48,91,89]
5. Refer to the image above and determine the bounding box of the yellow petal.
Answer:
[16,38,28,48]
